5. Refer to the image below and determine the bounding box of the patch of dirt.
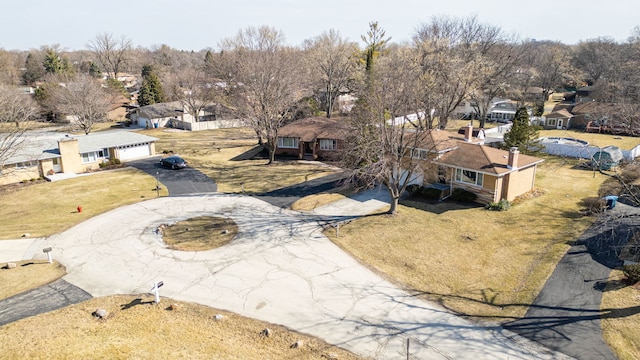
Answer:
[159,216,238,251]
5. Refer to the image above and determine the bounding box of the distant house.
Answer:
[0,131,158,185]
[275,117,350,160]
[487,100,518,123]
[128,101,240,131]
[535,109,574,130]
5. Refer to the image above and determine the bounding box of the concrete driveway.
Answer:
[127,156,217,195]
[28,194,561,359]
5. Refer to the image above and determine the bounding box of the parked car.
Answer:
[160,155,187,169]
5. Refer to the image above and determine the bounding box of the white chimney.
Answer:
[508,147,519,170]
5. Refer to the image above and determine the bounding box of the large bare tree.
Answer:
[414,15,506,129]
[51,74,112,134]
[303,30,358,117]
[87,33,133,80]
[344,45,434,214]
[170,66,219,123]
[217,26,305,164]
[0,84,39,168]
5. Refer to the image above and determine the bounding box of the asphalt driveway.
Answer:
[505,204,640,360]
[127,156,217,196]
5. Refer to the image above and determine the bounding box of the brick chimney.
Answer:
[508,147,519,170]
[464,124,473,142]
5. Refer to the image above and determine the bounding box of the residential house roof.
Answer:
[74,131,158,153]
[278,117,351,142]
[136,101,184,119]
[433,142,544,176]
[545,109,574,119]
[411,129,466,153]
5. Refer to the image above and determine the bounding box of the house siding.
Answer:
[504,166,536,201]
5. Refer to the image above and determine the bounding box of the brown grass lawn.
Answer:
[0,295,361,360]
[0,168,167,240]
[161,216,238,251]
[0,260,66,301]
[539,129,640,150]
[141,127,339,193]
[601,270,640,360]
[328,156,607,321]
[291,193,347,211]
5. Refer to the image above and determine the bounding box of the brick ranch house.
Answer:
[275,117,350,161]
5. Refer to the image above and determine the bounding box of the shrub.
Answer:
[485,199,511,211]
[422,187,442,200]
[406,184,423,196]
[450,188,477,203]
[623,264,640,284]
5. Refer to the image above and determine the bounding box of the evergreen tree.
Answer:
[43,49,73,75]
[89,62,102,78]
[138,65,165,106]
[503,107,541,154]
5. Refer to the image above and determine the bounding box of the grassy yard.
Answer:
[327,156,607,321]
[0,168,168,240]
[141,127,339,193]
[539,129,640,150]
[0,295,361,359]
[0,260,66,300]
[601,271,640,360]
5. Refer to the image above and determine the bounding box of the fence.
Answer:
[540,139,640,161]
[173,118,245,131]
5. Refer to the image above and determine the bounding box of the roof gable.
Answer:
[278,117,350,142]
[435,142,543,175]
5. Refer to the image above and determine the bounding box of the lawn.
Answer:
[0,260,66,300]
[601,271,640,359]
[141,127,339,193]
[327,156,607,321]
[0,294,361,359]
[0,168,168,240]
[539,129,640,150]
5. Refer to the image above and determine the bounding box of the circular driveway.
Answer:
[45,194,560,359]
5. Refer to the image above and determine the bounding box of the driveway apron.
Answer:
[35,194,563,359]
[127,157,217,195]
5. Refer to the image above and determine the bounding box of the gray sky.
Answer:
[2,0,638,51]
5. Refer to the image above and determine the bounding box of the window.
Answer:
[547,119,557,126]
[455,168,484,186]
[98,148,110,158]
[15,161,36,169]
[410,148,429,160]
[277,137,299,148]
[319,139,337,150]
[81,152,98,163]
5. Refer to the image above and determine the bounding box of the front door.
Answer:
[557,119,563,129]
[52,157,62,173]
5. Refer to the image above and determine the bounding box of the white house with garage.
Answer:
[0,131,158,185]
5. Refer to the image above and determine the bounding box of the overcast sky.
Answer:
[2,0,638,51]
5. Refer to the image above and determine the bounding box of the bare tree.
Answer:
[87,33,133,80]
[170,66,219,123]
[217,26,306,164]
[303,30,358,117]
[573,37,620,85]
[343,45,433,214]
[414,15,504,129]
[0,84,39,168]
[51,74,112,134]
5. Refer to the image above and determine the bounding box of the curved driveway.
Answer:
[39,194,561,359]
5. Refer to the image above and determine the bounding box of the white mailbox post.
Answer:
[43,247,53,264]
[149,281,164,304]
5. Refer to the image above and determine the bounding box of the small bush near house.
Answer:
[623,264,640,284]
[406,184,422,196]
[406,185,442,200]
[485,199,511,211]
[450,188,477,203]
[99,158,123,169]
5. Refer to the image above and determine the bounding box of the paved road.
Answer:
[505,204,640,360]
[127,156,217,195]
[17,194,560,359]
[0,279,91,326]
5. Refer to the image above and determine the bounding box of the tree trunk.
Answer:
[388,196,399,214]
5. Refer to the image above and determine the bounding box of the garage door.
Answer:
[118,144,151,160]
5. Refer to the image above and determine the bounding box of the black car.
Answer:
[160,155,188,169]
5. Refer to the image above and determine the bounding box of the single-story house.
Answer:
[487,100,518,123]
[432,142,544,204]
[129,101,238,131]
[536,109,574,130]
[0,131,158,185]
[129,101,184,129]
[275,117,350,160]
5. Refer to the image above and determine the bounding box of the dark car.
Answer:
[160,155,188,169]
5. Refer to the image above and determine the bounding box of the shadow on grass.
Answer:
[120,298,154,310]
[399,198,483,215]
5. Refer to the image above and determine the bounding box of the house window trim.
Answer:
[454,168,484,187]
[277,137,299,149]
[319,139,337,151]
[547,118,557,126]
[81,151,99,164]
[410,147,429,160]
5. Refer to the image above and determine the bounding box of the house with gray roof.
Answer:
[0,130,158,185]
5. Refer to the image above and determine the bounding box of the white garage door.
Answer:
[118,144,151,160]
